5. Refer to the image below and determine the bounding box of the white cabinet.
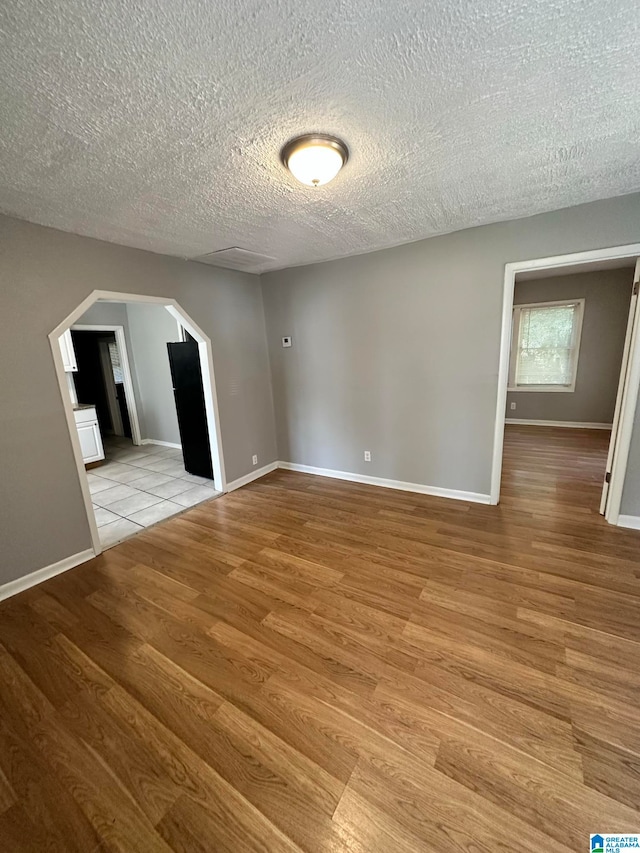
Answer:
[59,329,78,372]
[74,406,105,464]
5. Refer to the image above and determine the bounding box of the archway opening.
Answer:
[49,291,226,555]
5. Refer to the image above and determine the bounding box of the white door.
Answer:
[77,421,104,463]
[59,329,78,372]
[600,258,640,514]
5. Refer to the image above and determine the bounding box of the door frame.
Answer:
[601,258,640,520]
[491,242,640,526]
[49,291,227,557]
[71,324,142,444]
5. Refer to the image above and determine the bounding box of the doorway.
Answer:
[500,424,611,516]
[71,329,133,440]
[492,245,640,527]
[50,292,227,556]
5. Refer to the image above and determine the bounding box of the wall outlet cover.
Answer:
[252,454,258,465]
[364,450,371,462]
[510,402,517,410]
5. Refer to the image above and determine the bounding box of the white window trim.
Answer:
[507,298,585,393]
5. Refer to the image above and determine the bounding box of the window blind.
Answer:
[108,341,124,384]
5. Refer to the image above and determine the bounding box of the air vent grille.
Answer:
[193,247,275,272]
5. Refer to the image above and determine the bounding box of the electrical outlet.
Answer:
[364,450,371,462]
[510,402,517,410]
[252,454,258,465]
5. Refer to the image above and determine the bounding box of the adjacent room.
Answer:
[1,1,640,851]
[501,261,638,517]
[58,298,221,548]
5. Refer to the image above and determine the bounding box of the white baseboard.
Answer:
[277,461,491,504]
[505,419,612,430]
[226,461,279,492]
[0,548,95,603]
[617,514,640,530]
[140,439,182,449]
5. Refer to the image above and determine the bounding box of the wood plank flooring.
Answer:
[1,424,640,851]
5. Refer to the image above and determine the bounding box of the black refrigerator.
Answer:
[167,340,214,480]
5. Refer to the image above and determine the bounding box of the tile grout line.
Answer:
[93,441,221,547]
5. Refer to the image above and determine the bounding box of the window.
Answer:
[508,299,584,392]
[108,341,124,384]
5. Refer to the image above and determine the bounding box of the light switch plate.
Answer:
[282,336,292,348]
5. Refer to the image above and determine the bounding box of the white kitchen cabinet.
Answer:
[59,329,78,372]
[74,406,105,464]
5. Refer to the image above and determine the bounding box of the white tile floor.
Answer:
[88,437,221,549]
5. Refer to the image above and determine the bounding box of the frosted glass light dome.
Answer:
[282,135,348,187]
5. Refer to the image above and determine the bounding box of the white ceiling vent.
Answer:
[193,247,276,272]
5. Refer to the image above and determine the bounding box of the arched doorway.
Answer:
[49,290,226,555]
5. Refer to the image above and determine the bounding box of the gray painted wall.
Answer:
[125,303,181,445]
[75,301,129,328]
[262,192,640,507]
[506,269,633,424]
[0,214,277,585]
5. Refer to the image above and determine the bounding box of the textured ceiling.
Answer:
[1,0,639,273]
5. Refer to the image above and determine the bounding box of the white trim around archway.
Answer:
[49,290,227,557]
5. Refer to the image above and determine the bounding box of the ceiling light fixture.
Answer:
[281,134,348,187]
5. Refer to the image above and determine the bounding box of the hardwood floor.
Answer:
[1,424,639,851]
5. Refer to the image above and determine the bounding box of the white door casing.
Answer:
[600,258,640,520]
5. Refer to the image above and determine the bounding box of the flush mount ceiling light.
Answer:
[281,134,348,187]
